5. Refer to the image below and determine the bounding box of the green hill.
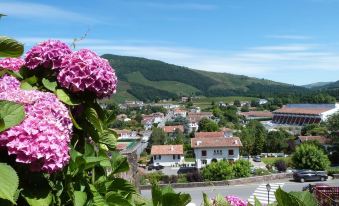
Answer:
[101,54,308,103]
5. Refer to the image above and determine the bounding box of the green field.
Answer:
[192,96,258,109]
[126,71,200,96]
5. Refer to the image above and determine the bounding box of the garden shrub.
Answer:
[186,171,203,182]
[232,159,251,178]
[201,160,233,181]
[253,168,270,176]
[292,144,330,170]
[327,167,339,176]
[274,159,287,172]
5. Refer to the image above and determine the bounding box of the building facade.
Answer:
[151,145,184,167]
[191,135,242,168]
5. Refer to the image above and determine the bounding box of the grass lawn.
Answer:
[262,156,292,166]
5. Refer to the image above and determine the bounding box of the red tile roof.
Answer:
[151,145,184,155]
[163,125,184,133]
[187,112,213,123]
[240,111,273,118]
[298,136,330,144]
[191,137,242,148]
[116,142,129,151]
[195,131,224,138]
[274,107,329,115]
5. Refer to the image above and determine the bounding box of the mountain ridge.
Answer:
[102,54,309,102]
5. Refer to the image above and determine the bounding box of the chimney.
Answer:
[171,146,174,151]
[234,140,238,145]
[197,141,202,146]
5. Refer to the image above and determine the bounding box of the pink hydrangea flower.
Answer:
[25,40,72,70]
[0,57,25,71]
[0,75,20,92]
[0,76,73,173]
[58,49,117,98]
[225,195,248,206]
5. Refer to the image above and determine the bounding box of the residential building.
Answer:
[222,128,234,137]
[163,125,185,136]
[173,108,187,118]
[191,135,242,168]
[113,129,140,140]
[272,104,339,126]
[151,145,184,166]
[187,112,213,133]
[296,135,332,150]
[258,99,268,105]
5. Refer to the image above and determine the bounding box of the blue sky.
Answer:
[1,0,339,85]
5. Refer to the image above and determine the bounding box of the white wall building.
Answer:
[151,145,184,167]
[191,136,242,169]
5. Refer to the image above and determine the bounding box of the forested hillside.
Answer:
[101,54,330,102]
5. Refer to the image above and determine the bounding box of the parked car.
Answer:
[293,170,328,182]
[253,156,261,162]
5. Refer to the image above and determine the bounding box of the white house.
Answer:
[151,145,184,166]
[191,135,242,169]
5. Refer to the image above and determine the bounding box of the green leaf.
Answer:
[74,191,87,206]
[99,130,116,150]
[55,89,79,105]
[254,196,262,206]
[89,184,106,206]
[106,178,137,194]
[105,191,133,206]
[0,100,25,132]
[69,111,82,130]
[289,191,317,206]
[24,76,38,85]
[110,152,129,174]
[0,163,19,204]
[275,188,304,206]
[42,78,57,92]
[22,191,52,206]
[85,107,103,133]
[151,184,162,206]
[84,156,108,170]
[213,194,230,206]
[0,36,24,57]
[20,81,35,90]
[203,193,212,206]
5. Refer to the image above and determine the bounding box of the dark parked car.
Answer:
[148,165,164,171]
[253,156,261,162]
[293,170,328,182]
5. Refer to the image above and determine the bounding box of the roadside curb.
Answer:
[140,173,293,190]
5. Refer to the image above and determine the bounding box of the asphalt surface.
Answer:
[141,178,339,205]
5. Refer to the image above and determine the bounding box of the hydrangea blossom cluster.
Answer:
[58,49,117,98]
[0,57,25,71]
[0,74,20,92]
[25,40,72,70]
[224,196,248,206]
[0,75,73,173]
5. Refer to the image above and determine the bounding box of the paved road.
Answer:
[141,178,339,205]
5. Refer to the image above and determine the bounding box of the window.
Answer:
[159,155,162,160]
[202,160,207,164]
[177,155,180,159]
[214,150,223,155]
[228,150,234,156]
[154,155,157,160]
[173,155,175,160]
[201,150,207,156]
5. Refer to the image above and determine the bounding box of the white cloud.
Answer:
[17,36,339,84]
[267,35,313,40]
[0,2,98,23]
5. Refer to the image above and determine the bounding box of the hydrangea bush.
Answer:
[0,37,145,206]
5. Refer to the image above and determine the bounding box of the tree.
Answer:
[198,118,219,132]
[240,105,249,112]
[150,127,166,145]
[326,112,339,164]
[292,144,330,170]
[301,123,328,136]
[266,129,292,153]
[233,99,241,107]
